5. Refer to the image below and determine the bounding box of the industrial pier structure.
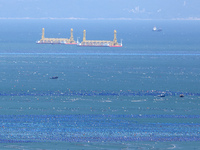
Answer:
[77,30,122,47]
[37,28,76,44]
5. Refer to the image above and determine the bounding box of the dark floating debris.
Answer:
[50,76,58,79]
[180,94,184,97]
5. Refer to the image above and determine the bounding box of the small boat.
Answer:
[50,76,58,79]
[152,26,162,32]
[180,94,184,97]
[152,26,157,31]
[158,93,165,97]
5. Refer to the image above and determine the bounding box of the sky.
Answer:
[0,0,200,20]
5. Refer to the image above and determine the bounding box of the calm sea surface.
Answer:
[0,20,200,149]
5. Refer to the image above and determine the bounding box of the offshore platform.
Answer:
[77,30,122,47]
[37,28,76,44]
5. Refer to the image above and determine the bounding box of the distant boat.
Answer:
[158,93,165,97]
[152,26,162,32]
[50,76,58,79]
[179,94,184,97]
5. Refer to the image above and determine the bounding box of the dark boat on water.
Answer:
[50,76,58,79]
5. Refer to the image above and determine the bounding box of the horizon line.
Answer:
[0,53,200,56]
[0,17,200,21]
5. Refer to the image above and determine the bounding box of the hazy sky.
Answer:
[0,0,200,20]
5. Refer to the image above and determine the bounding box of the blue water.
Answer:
[0,20,200,149]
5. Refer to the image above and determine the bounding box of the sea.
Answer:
[0,19,200,149]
